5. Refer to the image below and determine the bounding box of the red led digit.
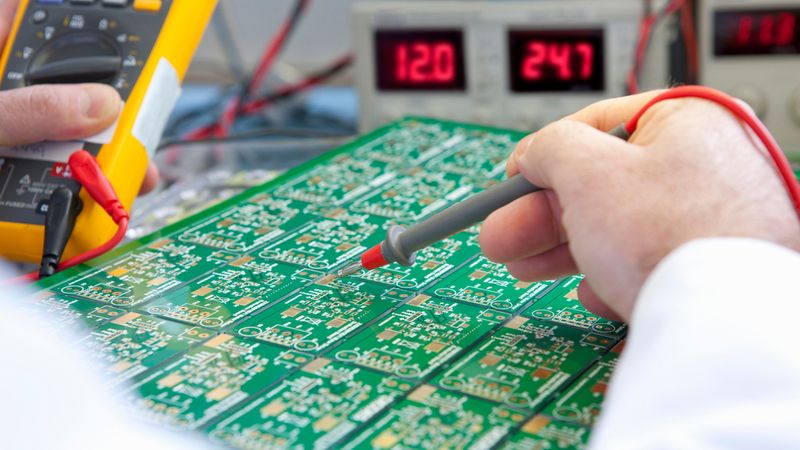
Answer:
[432,43,455,82]
[522,41,546,80]
[396,44,408,81]
[408,42,431,82]
[759,14,776,45]
[548,43,572,80]
[776,12,796,46]
[576,42,594,79]
[736,15,753,45]
[729,12,795,49]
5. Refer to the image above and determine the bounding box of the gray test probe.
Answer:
[336,125,629,278]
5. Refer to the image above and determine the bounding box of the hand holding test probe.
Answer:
[336,125,631,279]
[338,87,800,324]
[337,173,544,278]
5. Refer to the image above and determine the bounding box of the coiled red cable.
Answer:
[625,86,800,216]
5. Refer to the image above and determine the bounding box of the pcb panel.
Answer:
[523,276,626,338]
[353,124,469,168]
[501,415,589,450]
[423,130,514,182]
[428,254,553,312]
[132,334,304,429]
[144,261,306,329]
[273,154,390,206]
[178,193,309,253]
[58,239,223,307]
[209,358,413,449]
[542,341,624,427]
[31,118,628,450]
[27,291,127,329]
[77,312,206,385]
[350,169,473,222]
[331,295,507,380]
[235,278,411,354]
[260,214,385,271]
[354,231,478,290]
[434,317,616,412]
[345,384,527,450]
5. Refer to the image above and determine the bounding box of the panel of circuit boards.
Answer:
[31,118,626,450]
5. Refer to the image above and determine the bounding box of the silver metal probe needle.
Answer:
[336,261,363,279]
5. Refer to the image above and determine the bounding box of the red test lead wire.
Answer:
[624,86,800,215]
[68,151,129,225]
[57,151,130,271]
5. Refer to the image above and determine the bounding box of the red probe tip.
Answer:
[360,244,388,270]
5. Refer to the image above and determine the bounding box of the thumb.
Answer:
[0,83,121,146]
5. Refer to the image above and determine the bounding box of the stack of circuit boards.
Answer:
[30,118,626,450]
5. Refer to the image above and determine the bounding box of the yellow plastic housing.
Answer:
[0,0,217,263]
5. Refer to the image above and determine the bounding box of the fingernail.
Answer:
[80,86,119,119]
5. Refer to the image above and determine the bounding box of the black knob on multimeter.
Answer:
[27,32,121,85]
[0,0,217,265]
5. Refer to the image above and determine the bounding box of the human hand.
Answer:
[0,0,158,194]
[479,91,800,321]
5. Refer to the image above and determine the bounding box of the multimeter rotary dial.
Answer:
[0,6,171,101]
[26,32,121,85]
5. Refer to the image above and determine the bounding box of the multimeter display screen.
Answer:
[375,30,466,91]
[508,30,605,92]
[714,9,800,56]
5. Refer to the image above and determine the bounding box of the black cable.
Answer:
[212,5,247,85]
[644,0,653,16]
[244,54,353,114]
[631,0,683,94]
[241,0,310,98]
[157,127,351,151]
[163,85,240,138]
[168,54,353,139]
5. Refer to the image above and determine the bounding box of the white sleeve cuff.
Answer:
[589,238,800,450]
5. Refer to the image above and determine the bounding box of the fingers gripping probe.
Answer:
[337,174,541,277]
[336,125,631,278]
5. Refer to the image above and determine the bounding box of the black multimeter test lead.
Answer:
[336,124,631,279]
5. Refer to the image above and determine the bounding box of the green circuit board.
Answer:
[30,118,626,449]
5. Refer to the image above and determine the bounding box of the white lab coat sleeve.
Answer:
[0,265,219,450]
[588,238,800,450]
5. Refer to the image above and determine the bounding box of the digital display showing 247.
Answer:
[508,30,605,92]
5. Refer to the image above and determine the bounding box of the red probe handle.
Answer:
[360,244,388,270]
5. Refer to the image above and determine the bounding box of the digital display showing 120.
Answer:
[375,30,466,91]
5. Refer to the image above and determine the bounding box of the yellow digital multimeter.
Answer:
[0,0,217,263]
